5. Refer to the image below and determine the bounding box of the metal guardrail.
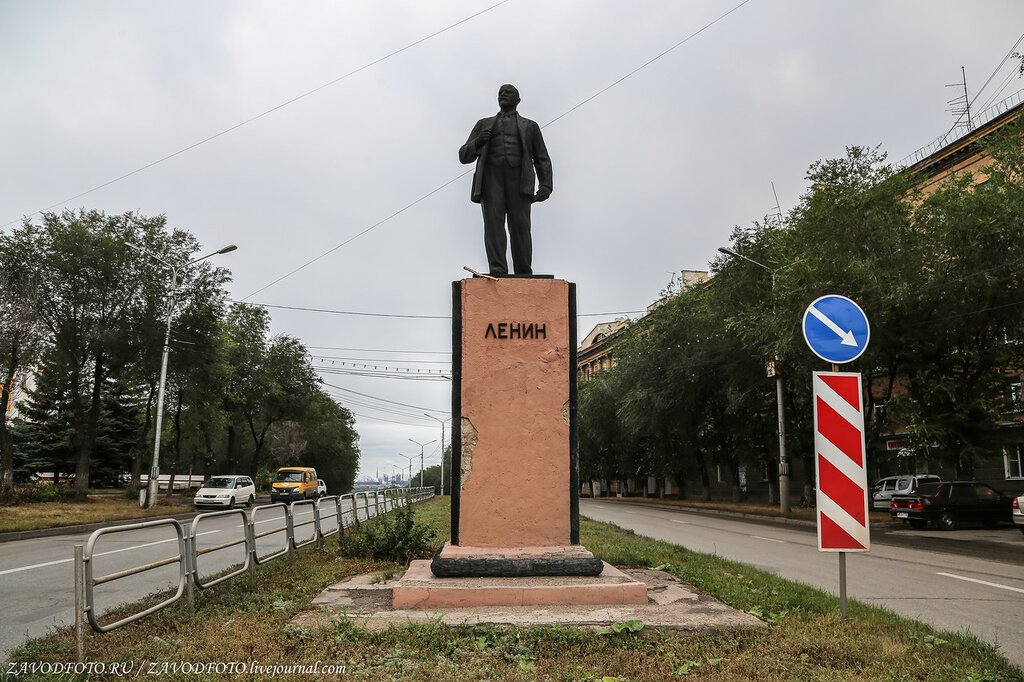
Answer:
[73,486,434,658]
[190,509,250,589]
[82,518,188,634]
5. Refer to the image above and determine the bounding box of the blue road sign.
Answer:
[802,295,870,364]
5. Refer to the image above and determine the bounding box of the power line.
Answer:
[241,0,756,299]
[312,354,451,365]
[321,381,449,414]
[943,33,1024,137]
[1,0,513,229]
[242,299,646,319]
[308,345,448,355]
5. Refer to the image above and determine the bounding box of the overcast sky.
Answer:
[3,1,1023,482]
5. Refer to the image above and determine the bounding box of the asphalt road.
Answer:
[580,499,1024,670]
[0,496,383,662]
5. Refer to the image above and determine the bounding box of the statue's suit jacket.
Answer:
[459,113,553,204]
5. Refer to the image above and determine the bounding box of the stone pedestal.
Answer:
[392,276,640,610]
[430,276,600,578]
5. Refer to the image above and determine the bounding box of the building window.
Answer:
[1007,382,1023,413]
[1005,445,1024,479]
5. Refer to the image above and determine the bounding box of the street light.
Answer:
[717,246,794,513]
[397,454,416,488]
[423,415,451,495]
[408,438,436,489]
[135,243,237,508]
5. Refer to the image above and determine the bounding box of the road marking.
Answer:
[670,520,689,524]
[936,572,1024,595]
[749,535,786,544]
[621,511,638,515]
[0,530,221,577]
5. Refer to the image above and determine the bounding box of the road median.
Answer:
[8,497,1021,680]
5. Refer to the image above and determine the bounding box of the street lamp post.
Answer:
[718,246,792,513]
[423,415,451,495]
[135,243,237,508]
[408,438,436,489]
[397,454,415,488]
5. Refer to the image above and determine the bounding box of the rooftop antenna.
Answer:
[771,181,784,228]
[946,66,974,133]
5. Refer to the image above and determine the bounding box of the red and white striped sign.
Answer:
[812,372,870,552]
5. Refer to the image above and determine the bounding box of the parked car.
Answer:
[870,474,941,510]
[1013,495,1024,535]
[270,466,319,502]
[194,475,256,509]
[316,479,328,498]
[890,481,1013,530]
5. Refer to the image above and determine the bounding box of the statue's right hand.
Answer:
[477,128,492,146]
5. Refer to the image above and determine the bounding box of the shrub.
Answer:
[338,504,438,565]
[254,468,273,493]
[3,483,78,504]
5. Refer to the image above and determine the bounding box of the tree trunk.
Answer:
[694,451,711,500]
[674,472,686,500]
[75,353,106,498]
[0,345,19,499]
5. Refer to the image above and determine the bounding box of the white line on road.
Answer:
[670,520,689,524]
[749,535,787,544]
[936,572,1024,595]
[0,530,222,577]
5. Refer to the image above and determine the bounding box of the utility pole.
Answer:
[424,415,451,495]
[398,453,415,488]
[718,246,799,513]
[131,243,237,508]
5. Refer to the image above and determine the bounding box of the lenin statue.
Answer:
[459,84,553,276]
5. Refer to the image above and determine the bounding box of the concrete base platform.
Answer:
[289,567,765,634]
[431,543,605,577]
[393,560,646,609]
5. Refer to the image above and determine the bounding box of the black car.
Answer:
[890,481,1012,530]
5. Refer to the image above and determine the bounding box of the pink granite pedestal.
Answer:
[392,276,643,610]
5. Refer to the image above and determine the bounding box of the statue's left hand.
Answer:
[533,187,551,203]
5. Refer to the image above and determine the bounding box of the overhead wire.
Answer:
[241,300,647,319]
[240,0,757,300]
[1,0,513,229]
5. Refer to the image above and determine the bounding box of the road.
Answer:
[0,496,385,661]
[580,499,1024,669]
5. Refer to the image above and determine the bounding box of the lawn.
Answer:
[9,497,1021,681]
[0,495,193,533]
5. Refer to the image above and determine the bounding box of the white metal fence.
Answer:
[72,487,434,661]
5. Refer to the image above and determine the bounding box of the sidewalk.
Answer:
[588,496,900,529]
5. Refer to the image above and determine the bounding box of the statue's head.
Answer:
[497,84,520,110]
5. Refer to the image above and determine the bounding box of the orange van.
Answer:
[270,466,319,502]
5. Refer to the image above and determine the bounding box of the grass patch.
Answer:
[595,495,893,525]
[0,496,193,533]
[9,497,1022,681]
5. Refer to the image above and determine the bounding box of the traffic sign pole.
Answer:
[805,296,871,621]
[833,362,848,619]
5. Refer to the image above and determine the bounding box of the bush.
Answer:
[338,504,438,565]
[2,483,79,505]
[254,468,273,493]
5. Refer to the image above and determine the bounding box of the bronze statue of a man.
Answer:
[460,84,553,276]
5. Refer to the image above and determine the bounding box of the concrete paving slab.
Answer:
[290,567,765,633]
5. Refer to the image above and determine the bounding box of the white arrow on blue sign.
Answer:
[802,295,870,364]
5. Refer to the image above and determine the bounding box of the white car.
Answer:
[316,479,328,498]
[1013,494,1023,535]
[194,475,256,509]
[871,474,941,510]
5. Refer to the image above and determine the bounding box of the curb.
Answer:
[587,498,904,530]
